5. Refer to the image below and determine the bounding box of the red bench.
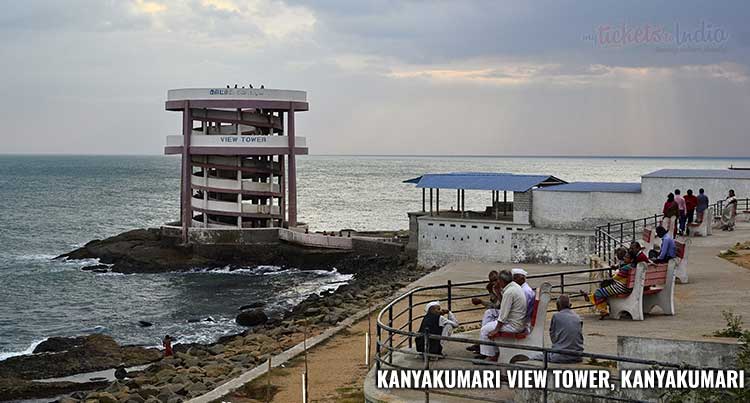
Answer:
[608,261,675,320]
[488,282,552,364]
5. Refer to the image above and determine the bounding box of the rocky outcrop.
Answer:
[0,334,161,380]
[56,228,388,274]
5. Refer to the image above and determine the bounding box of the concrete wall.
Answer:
[417,216,530,267]
[511,230,594,265]
[533,177,750,231]
[278,228,353,249]
[532,191,643,230]
[162,226,281,244]
[617,335,739,370]
[513,190,532,225]
[640,177,750,217]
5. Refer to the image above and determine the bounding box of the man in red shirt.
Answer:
[684,189,698,229]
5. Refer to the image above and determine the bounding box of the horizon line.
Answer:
[1,152,750,159]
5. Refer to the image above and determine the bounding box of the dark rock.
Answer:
[0,334,161,380]
[138,320,153,327]
[33,336,84,353]
[235,309,268,327]
[81,264,110,272]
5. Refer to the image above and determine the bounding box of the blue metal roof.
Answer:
[643,169,750,179]
[538,182,642,193]
[408,172,565,192]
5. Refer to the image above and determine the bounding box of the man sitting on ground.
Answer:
[654,226,676,263]
[416,301,459,357]
[511,268,536,325]
[478,270,527,361]
[530,294,583,363]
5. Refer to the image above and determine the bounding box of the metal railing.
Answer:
[594,198,749,265]
[375,270,733,402]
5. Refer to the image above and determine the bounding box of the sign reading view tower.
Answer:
[164,87,309,243]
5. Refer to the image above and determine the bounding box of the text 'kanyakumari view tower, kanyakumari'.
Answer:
[164,87,309,242]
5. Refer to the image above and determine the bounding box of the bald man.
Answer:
[530,294,584,363]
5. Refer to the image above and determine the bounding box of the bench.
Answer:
[673,240,689,284]
[489,282,552,364]
[688,214,712,237]
[607,262,675,321]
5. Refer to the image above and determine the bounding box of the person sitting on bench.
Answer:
[629,241,650,264]
[511,268,536,328]
[582,251,635,319]
[529,294,583,363]
[415,301,459,357]
[654,225,676,263]
[478,270,527,361]
[467,271,501,353]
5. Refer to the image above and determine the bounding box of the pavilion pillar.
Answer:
[429,188,433,216]
[461,190,465,217]
[457,190,460,213]
[436,188,440,216]
[503,191,507,216]
[181,102,192,243]
[287,107,297,227]
[422,188,425,212]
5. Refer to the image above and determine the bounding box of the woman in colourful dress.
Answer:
[582,250,636,319]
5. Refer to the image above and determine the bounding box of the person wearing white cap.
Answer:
[511,268,536,325]
[479,270,527,361]
[415,301,459,356]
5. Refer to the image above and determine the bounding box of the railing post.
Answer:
[620,223,623,245]
[632,221,636,244]
[447,280,452,312]
[376,322,381,370]
[408,293,413,348]
[388,305,393,365]
[654,214,658,228]
[559,274,565,295]
[542,351,549,403]
[423,329,430,403]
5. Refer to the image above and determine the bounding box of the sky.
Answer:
[0,0,749,156]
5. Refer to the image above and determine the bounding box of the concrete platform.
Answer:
[365,222,750,402]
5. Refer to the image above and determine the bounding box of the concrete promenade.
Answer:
[365,221,750,402]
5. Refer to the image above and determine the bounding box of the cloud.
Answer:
[0,1,748,156]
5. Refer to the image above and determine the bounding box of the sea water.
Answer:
[0,154,745,358]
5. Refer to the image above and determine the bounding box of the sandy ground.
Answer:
[224,311,378,403]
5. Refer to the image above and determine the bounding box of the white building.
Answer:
[408,169,750,267]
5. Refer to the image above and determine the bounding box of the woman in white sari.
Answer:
[721,189,738,231]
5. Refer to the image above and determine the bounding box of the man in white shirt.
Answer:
[479,270,527,361]
[512,268,536,325]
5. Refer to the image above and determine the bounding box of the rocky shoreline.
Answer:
[1,228,431,402]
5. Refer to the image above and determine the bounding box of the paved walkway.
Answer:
[365,222,750,402]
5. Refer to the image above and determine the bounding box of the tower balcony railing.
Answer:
[191,174,280,193]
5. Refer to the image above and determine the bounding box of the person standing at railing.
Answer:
[674,189,687,236]
[467,271,501,353]
[696,188,709,223]
[479,270,527,361]
[721,189,738,231]
[684,189,698,229]
[662,193,679,237]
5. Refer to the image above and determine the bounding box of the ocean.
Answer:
[0,154,746,359]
